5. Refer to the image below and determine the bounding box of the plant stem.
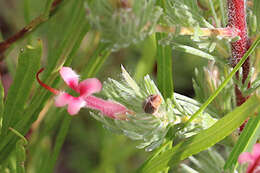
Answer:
[185,36,260,126]
[155,25,239,39]
[0,0,63,59]
[227,0,251,106]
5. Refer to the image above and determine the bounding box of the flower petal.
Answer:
[55,92,86,115]
[67,97,86,115]
[252,143,260,159]
[84,95,128,118]
[55,92,72,107]
[238,152,254,164]
[78,78,102,97]
[60,67,79,90]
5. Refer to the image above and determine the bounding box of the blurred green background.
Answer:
[0,0,208,172]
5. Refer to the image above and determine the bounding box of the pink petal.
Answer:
[55,92,86,115]
[60,67,79,90]
[238,152,254,164]
[84,95,128,118]
[78,78,102,97]
[55,92,72,107]
[67,97,86,115]
[252,144,260,159]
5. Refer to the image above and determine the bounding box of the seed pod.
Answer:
[143,95,162,114]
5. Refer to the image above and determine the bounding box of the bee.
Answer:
[143,95,162,114]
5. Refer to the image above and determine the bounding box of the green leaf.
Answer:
[9,127,28,173]
[137,95,260,173]
[172,43,215,61]
[86,0,162,50]
[224,113,260,170]
[186,35,260,125]
[208,0,220,27]
[0,79,4,135]
[45,0,88,74]
[156,33,174,99]
[253,0,260,30]
[0,0,89,164]
[1,41,42,134]
[43,0,55,17]
[81,43,110,79]
[218,0,226,26]
[42,113,72,173]
[165,0,213,28]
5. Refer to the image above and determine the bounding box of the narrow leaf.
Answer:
[0,0,89,164]
[43,0,55,17]
[81,43,110,78]
[2,41,42,134]
[156,33,174,99]
[0,79,4,135]
[172,43,215,61]
[137,95,260,173]
[224,113,260,170]
[121,65,142,97]
[186,36,260,125]
[253,0,260,29]
[208,0,220,27]
[43,114,71,173]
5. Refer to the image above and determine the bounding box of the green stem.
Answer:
[156,33,174,99]
[44,114,71,173]
[208,0,220,27]
[218,0,226,26]
[185,36,260,126]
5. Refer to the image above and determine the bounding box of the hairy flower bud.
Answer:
[90,66,217,151]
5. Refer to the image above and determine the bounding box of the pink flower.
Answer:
[238,143,260,173]
[36,67,131,118]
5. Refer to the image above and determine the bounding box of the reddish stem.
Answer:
[0,0,63,58]
[36,68,59,95]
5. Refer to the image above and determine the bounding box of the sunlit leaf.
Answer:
[224,113,260,170]
[137,95,260,173]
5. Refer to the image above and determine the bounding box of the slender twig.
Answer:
[0,0,63,59]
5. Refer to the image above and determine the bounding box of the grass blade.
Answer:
[186,36,260,125]
[172,43,215,61]
[1,41,42,135]
[156,33,174,99]
[43,113,72,173]
[224,113,260,170]
[137,95,260,173]
[0,79,4,135]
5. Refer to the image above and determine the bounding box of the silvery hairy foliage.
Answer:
[162,0,237,58]
[85,0,162,51]
[90,66,217,151]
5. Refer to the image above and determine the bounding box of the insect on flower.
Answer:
[142,94,162,114]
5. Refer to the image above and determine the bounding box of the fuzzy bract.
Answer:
[90,65,217,151]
